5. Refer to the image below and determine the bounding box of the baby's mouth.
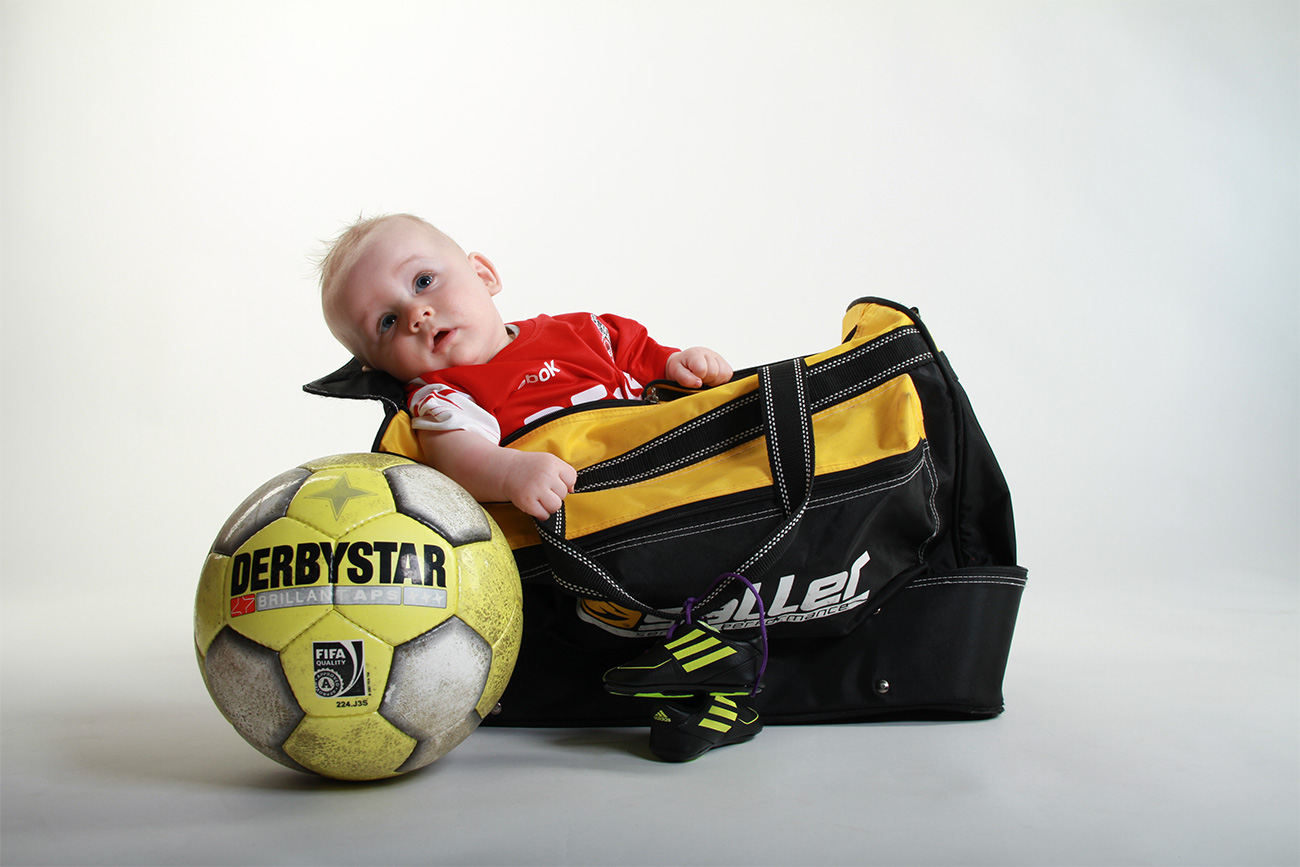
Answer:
[432,328,453,350]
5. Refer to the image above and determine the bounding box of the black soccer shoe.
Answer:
[603,621,766,698]
[649,696,764,762]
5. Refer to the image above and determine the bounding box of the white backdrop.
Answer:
[2,2,1296,865]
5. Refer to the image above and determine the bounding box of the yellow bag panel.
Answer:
[378,414,423,463]
[551,373,923,540]
[502,374,759,473]
[485,501,538,550]
[840,300,917,345]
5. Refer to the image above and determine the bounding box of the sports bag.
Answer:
[305,297,1028,725]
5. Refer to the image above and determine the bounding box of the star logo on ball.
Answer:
[305,473,376,520]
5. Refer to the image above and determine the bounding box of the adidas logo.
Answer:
[665,627,738,673]
[697,696,739,734]
[653,709,672,723]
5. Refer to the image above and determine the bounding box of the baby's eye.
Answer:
[415,274,433,291]
[379,313,398,333]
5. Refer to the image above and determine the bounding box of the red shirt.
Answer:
[406,313,678,442]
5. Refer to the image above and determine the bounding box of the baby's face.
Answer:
[326,218,512,383]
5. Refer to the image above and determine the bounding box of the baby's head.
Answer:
[319,214,512,383]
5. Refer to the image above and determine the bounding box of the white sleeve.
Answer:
[408,383,502,443]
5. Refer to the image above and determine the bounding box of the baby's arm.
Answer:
[417,428,576,520]
[666,347,733,388]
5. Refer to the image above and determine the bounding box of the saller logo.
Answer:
[579,549,874,637]
[313,640,367,698]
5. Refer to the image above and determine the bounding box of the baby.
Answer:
[319,214,733,519]
[320,213,764,761]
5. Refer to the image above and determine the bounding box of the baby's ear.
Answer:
[468,252,502,295]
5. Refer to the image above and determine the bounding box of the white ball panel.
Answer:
[384,463,491,546]
[211,468,311,556]
[395,711,483,774]
[203,628,308,772]
[380,618,491,741]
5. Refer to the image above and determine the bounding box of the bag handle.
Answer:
[534,358,815,619]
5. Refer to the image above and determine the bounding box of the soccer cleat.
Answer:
[603,620,766,698]
[648,696,763,762]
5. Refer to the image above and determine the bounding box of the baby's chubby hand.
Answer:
[666,347,733,389]
[502,450,578,520]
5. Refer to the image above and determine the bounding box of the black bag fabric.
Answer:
[305,298,1027,726]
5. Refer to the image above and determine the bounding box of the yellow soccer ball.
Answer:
[194,453,522,780]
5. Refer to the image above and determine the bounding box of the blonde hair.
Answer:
[316,212,447,301]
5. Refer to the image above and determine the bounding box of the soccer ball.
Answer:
[194,453,522,780]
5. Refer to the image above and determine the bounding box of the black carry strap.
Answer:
[533,326,935,618]
[737,361,815,577]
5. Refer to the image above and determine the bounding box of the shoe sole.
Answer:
[604,685,761,698]
[653,729,761,762]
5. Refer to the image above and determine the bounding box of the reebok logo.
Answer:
[517,360,560,389]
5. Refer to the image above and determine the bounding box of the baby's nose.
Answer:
[408,307,433,332]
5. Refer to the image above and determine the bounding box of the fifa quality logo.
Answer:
[312,640,368,699]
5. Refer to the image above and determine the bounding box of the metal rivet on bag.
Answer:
[874,679,891,694]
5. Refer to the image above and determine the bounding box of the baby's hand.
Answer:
[666,347,733,389]
[503,450,578,520]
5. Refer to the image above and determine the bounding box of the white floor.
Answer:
[2,555,1295,867]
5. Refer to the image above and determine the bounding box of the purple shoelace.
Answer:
[669,571,769,696]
